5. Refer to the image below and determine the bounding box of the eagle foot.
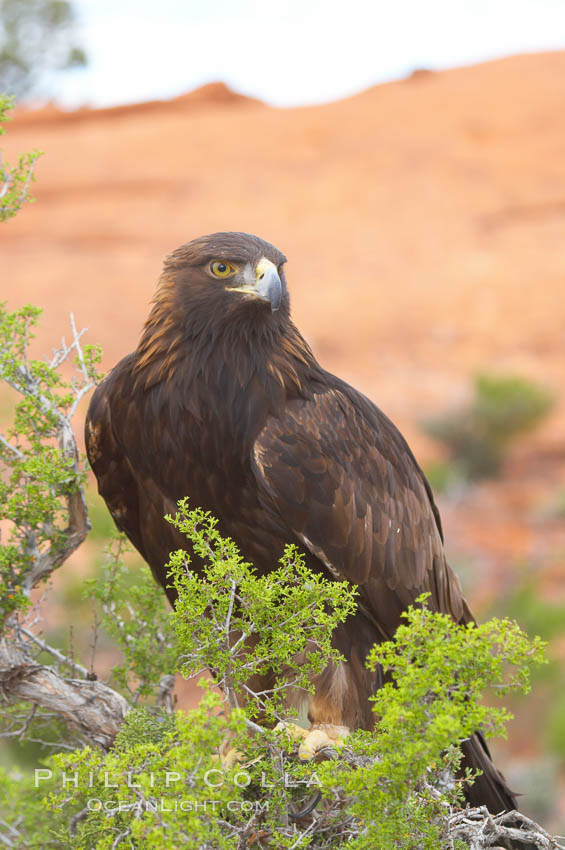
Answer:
[217,733,246,769]
[219,746,244,768]
[274,721,350,761]
[298,723,350,761]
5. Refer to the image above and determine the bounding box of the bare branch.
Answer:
[22,418,89,593]
[15,156,39,210]
[0,169,11,201]
[225,579,236,640]
[17,625,89,678]
[157,674,175,715]
[447,806,565,850]
[69,807,89,838]
[69,312,90,383]
[0,637,128,750]
[0,434,23,462]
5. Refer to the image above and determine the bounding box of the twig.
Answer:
[22,417,89,593]
[17,625,89,678]
[69,807,89,838]
[157,674,175,714]
[16,156,39,210]
[0,435,23,461]
[111,829,131,849]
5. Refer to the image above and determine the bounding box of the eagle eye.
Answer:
[210,260,238,279]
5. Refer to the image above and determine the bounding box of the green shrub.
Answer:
[423,373,554,481]
[0,503,545,850]
[0,94,42,221]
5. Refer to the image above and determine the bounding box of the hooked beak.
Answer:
[227,257,282,312]
[254,257,282,312]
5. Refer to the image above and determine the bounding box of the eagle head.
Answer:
[134,232,297,389]
[163,231,289,318]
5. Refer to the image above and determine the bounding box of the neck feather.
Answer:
[133,274,322,401]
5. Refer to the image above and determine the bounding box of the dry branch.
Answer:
[0,637,128,749]
[448,807,565,850]
[22,419,89,594]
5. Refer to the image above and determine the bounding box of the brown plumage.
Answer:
[86,231,516,812]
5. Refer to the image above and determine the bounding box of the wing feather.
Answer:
[85,357,149,564]
[251,386,471,637]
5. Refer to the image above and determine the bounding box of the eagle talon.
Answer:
[273,720,310,742]
[288,790,323,820]
[297,724,350,761]
[273,721,349,760]
[220,746,244,769]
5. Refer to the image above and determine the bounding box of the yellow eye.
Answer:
[210,260,238,278]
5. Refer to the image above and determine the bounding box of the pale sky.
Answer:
[55,0,565,108]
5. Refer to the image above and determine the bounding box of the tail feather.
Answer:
[460,732,517,813]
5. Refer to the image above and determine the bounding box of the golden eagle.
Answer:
[86,232,516,811]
